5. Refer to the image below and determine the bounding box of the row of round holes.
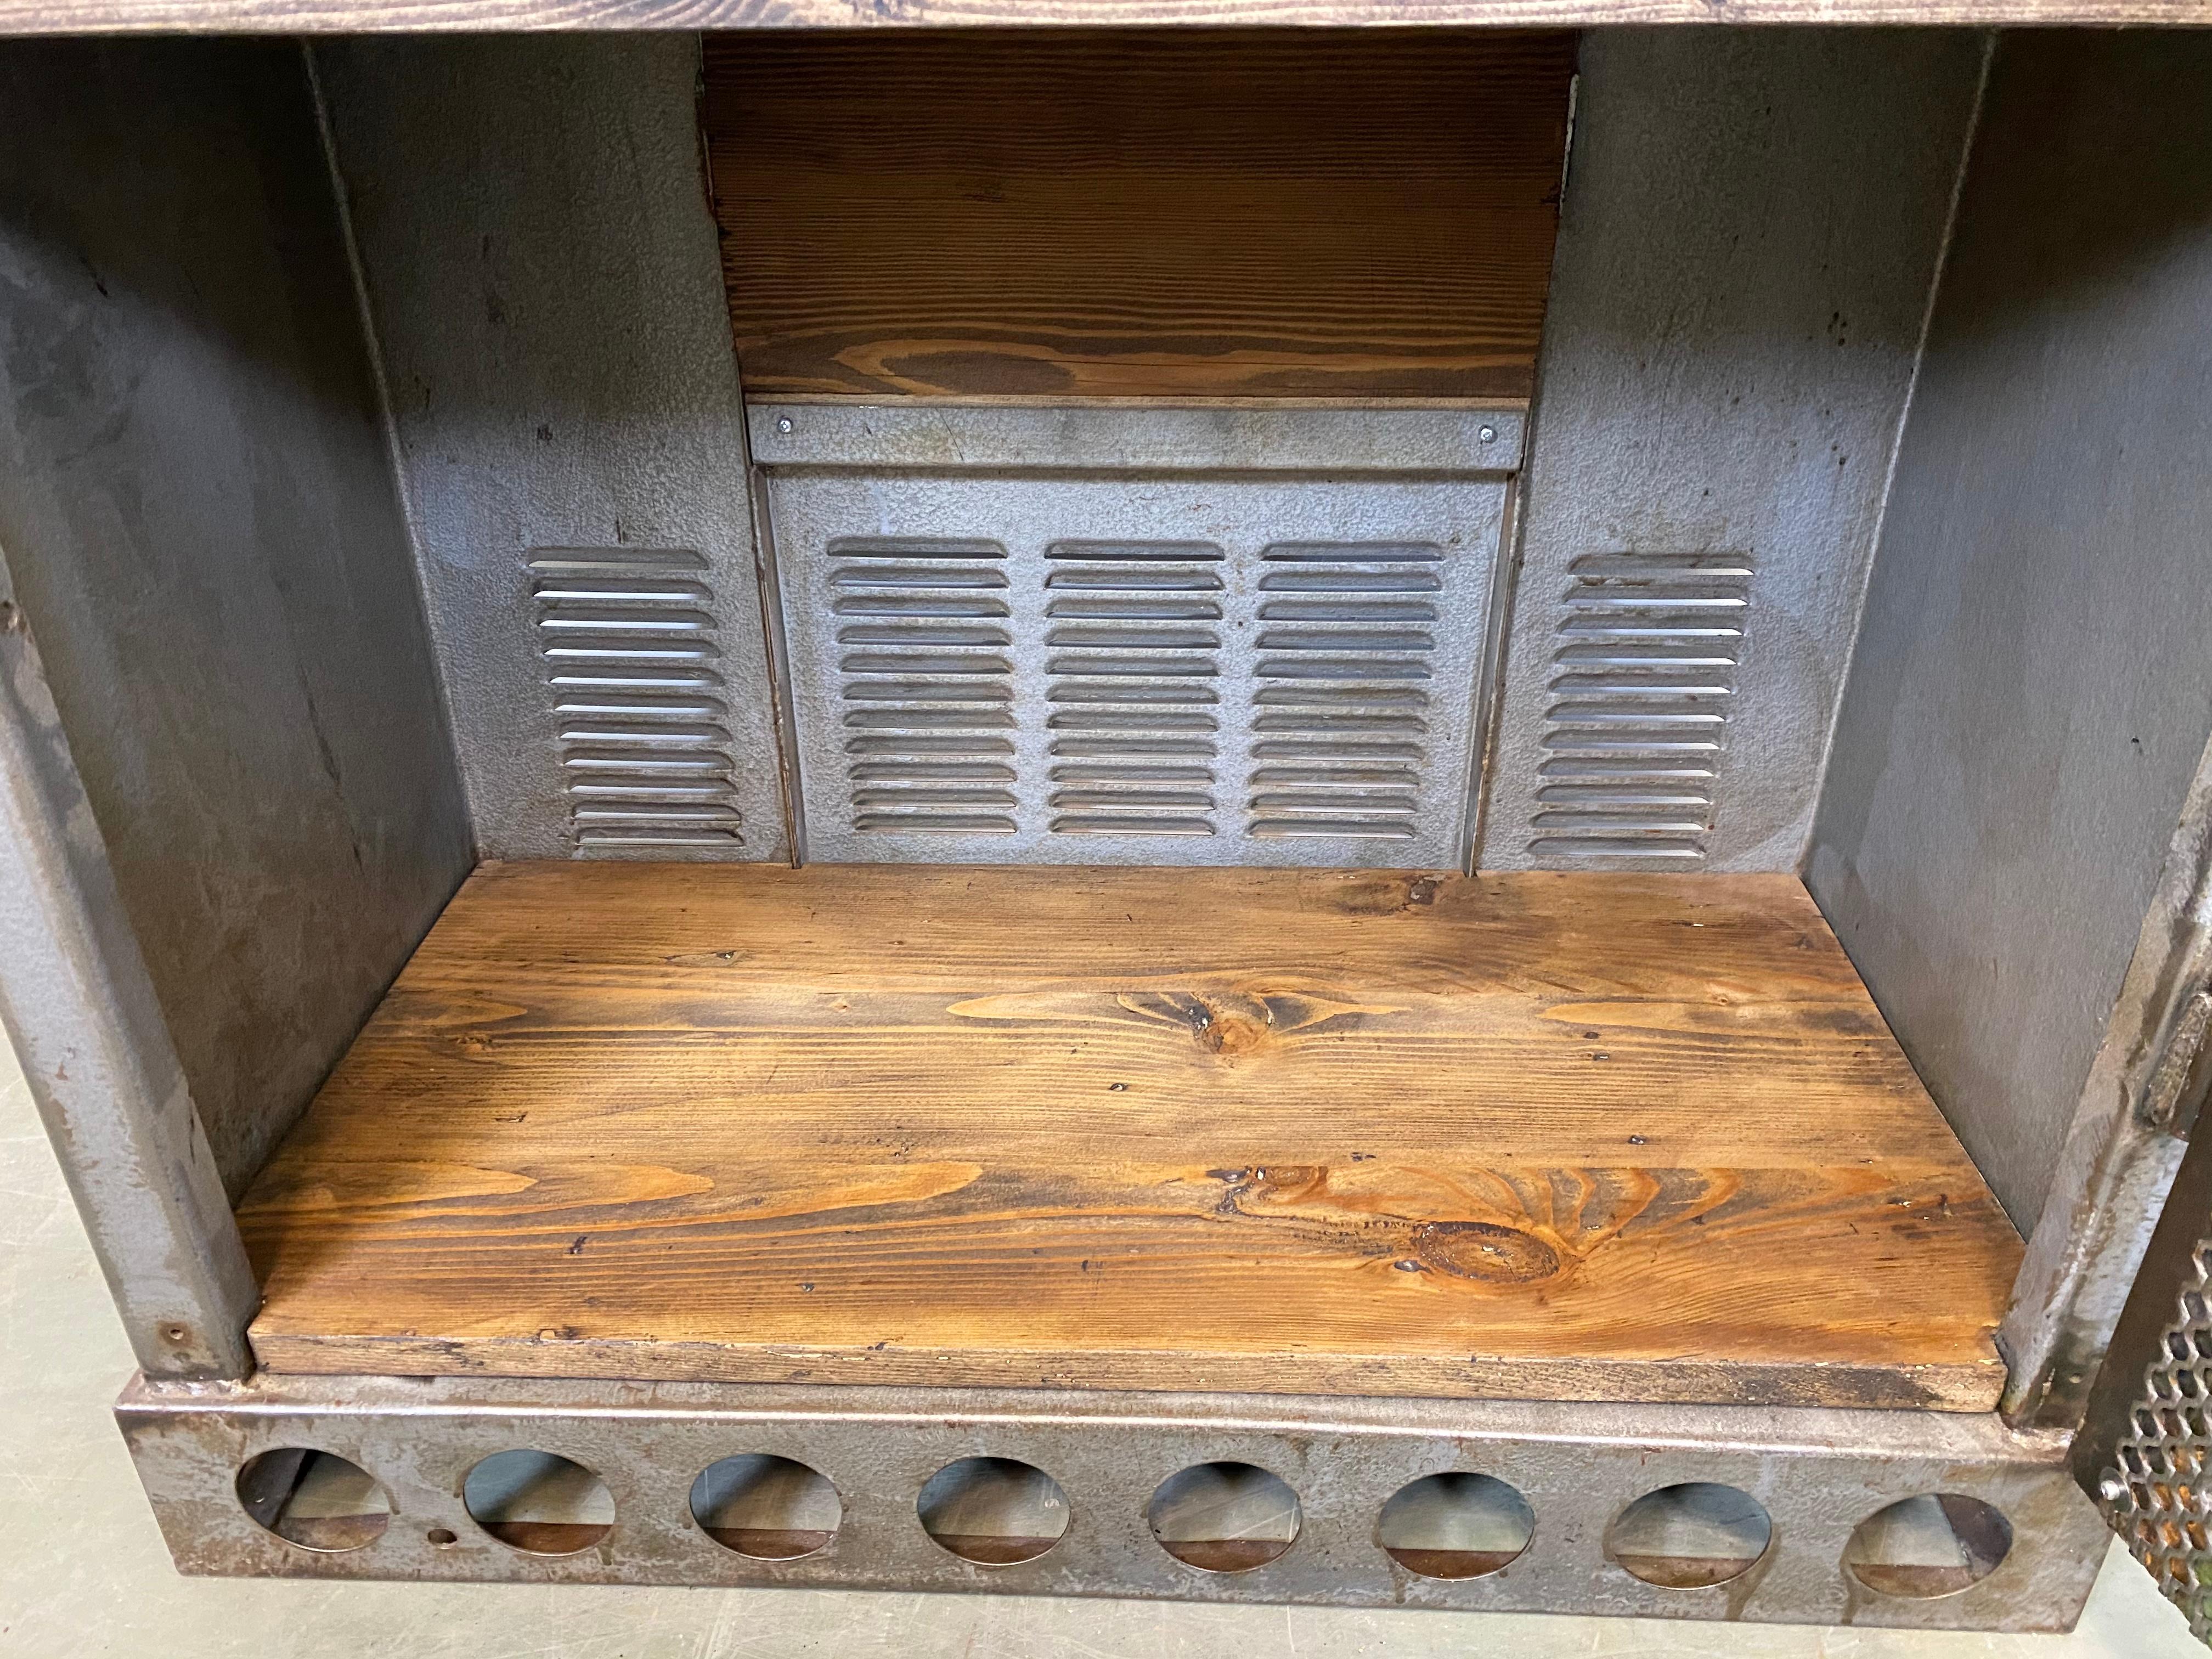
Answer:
[235,1448,2015,1601]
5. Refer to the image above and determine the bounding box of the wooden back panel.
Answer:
[703,31,1577,402]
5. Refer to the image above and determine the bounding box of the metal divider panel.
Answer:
[766,473,1504,868]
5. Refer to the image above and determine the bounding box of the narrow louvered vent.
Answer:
[1045,541,1223,838]
[832,538,1018,836]
[1247,544,1438,841]
[530,548,743,849]
[1527,552,1751,862]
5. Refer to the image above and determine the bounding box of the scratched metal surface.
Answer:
[0,38,472,1200]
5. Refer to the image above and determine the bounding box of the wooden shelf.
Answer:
[703,32,1574,402]
[240,862,2021,1410]
[2,3,2196,40]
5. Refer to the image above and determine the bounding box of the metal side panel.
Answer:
[754,405,1514,868]
[314,35,791,863]
[1480,29,1988,874]
[1808,33,2212,1368]
[116,1373,2109,1631]
[1992,737,2212,1432]
[0,39,473,1200]
[0,548,258,1378]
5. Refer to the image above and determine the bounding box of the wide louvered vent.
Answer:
[832,538,1017,837]
[1249,543,1438,842]
[1526,552,1751,862]
[768,468,1505,867]
[1045,542,1223,838]
[529,549,744,850]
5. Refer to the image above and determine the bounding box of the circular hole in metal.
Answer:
[427,1527,458,1547]
[1147,1461,1301,1573]
[1845,1493,2012,1598]
[1607,1482,1772,1589]
[691,1454,842,1560]
[462,1449,614,1554]
[235,1449,391,1553]
[1376,1471,1534,1579]
[917,1456,1069,1565]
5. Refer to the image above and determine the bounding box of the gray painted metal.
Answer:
[1479,30,1987,875]
[1809,38,2212,1274]
[313,35,791,864]
[748,402,1526,475]
[1997,736,2212,1429]
[759,408,1510,867]
[117,1372,2108,1630]
[0,39,474,1198]
[0,546,258,1378]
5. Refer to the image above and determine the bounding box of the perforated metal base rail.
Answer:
[119,1373,2109,1630]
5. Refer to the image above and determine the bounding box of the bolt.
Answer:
[1478,424,1498,444]
[775,416,794,435]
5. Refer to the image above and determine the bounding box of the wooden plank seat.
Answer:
[239,861,2021,1410]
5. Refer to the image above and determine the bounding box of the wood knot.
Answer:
[1190,992,1273,1057]
[1128,989,1278,1057]
[1408,1220,1561,1284]
[1122,984,1391,1057]
[1330,874,1448,916]
[1217,1164,1333,1211]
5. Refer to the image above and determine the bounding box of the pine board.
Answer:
[702,32,1576,400]
[241,861,2021,1408]
[6,3,2209,32]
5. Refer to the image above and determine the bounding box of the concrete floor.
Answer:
[0,1032,2198,1658]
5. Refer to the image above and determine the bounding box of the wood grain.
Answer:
[703,32,1575,400]
[240,861,2022,1409]
[5,2,2209,35]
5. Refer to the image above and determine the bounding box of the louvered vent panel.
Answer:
[832,538,1018,837]
[1526,552,1751,863]
[1248,543,1439,842]
[768,471,1505,867]
[1045,541,1223,839]
[530,548,744,850]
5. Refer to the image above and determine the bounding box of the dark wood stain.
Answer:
[1160,1537,1294,1572]
[2,2,2207,40]
[239,861,2021,1409]
[1385,1545,1522,1579]
[701,31,1576,401]
[478,1519,611,1554]
[703,1526,836,1560]
[927,1533,1063,1564]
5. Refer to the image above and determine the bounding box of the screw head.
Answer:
[775,416,794,435]
[1478,424,1499,444]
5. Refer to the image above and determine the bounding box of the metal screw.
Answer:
[775,417,794,435]
[1478,424,1498,444]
